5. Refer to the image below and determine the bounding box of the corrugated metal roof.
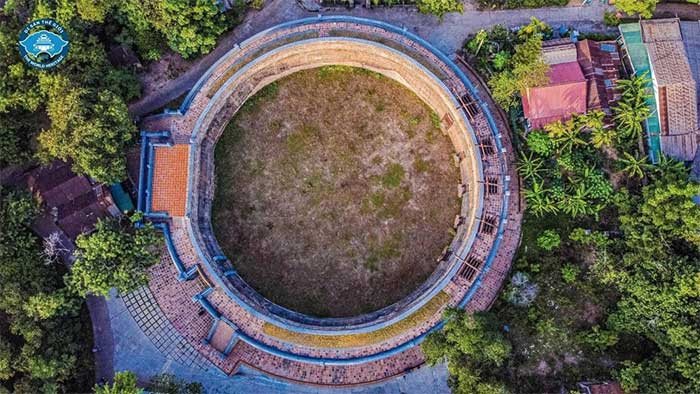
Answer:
[619,22,662,162]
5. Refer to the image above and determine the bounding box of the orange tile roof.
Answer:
[151,144,190,217]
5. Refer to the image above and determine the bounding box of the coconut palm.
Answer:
[517,152,545,182]
[617,151,649,179]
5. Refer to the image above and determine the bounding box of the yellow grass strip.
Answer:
[262,291,450,349]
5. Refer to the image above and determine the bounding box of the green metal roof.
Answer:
[619,23,662,163]
[110,183,135,213]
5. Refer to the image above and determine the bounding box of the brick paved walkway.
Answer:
[122,286,216,372]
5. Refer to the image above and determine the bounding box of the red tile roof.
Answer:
[522,61,587,129]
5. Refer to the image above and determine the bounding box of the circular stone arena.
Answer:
[211,66,461,318]
[135,16,522,387]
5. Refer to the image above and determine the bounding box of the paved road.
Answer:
[128,0,614,117]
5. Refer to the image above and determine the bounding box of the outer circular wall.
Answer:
[137,16,521,385]
[188,38,483,332]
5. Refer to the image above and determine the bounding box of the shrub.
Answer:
[603,11,621,27]
[561,264,580,284]
[417,0,464,20]
[527,130,554,156]
[68,215,160,297]
[537,230,561,251]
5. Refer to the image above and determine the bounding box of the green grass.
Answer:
[286,124,320,155]
[381,162,405,188]
[240,82,279,114]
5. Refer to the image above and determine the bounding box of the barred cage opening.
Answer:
[479,137,495,156]
[479,215,497,235]
[485,177,499,195]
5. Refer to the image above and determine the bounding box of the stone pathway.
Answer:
[128,0,614,117]
[109,287,451,393]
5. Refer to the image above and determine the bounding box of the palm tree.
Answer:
[614,72,652,153]
[560,184,591,218]
[591,127,616,149]
[524,180,557,217]
[617,151,648,179]
[517,152,545,182]
[653,153,686,179]
[553,123,586,154]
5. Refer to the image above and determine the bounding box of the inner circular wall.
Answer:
[187,38,484,332]
[210,67,462,317]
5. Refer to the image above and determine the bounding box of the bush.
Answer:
[537,230,561,251]
[68,215,160,297]
[417,0,464,19]
[603,11,621,27]
[527,131,555,156]
[561,264,580,284]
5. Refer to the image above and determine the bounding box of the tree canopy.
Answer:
[487,18,551,109]
[68,216,160,297]
[0,0,248,181]
[416,0,464,20]
[0,190,93,393]
[613,0,658,18]
[423,310,512,394]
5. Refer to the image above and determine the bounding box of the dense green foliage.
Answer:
[613,0,658,18]
[476,0,567,9]
[147,374,204,394]
[426,162,700,392]
[595,171,700,393]
[442,22,700,392]
[519,110,616,218]
[93,372,204,394]
[0,190,93,393]
[464,19,551,110]
[94,371,140,394]
[424,310,511,394]
[68,216,160,297]
[416,0,464,19]
[0,0,249,180]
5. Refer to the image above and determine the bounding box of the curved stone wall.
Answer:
[137,16,521,385]
[188,38,484,333]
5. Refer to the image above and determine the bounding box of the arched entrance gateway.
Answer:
[135,16,522,386]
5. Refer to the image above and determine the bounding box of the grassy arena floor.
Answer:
[212,66,460,317]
